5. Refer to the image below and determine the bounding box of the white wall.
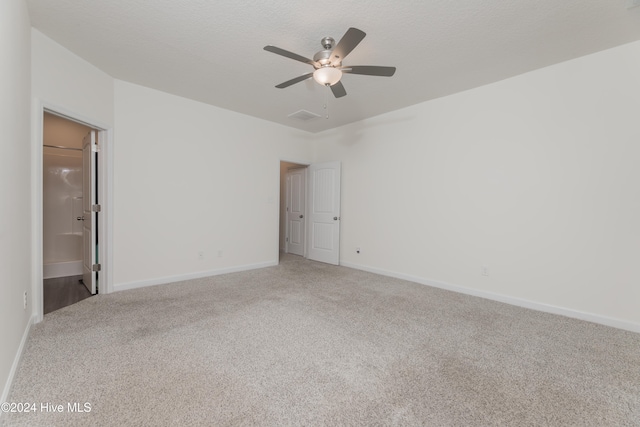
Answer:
[0,0,32,404]
[113,81,314,287]
[32,29,114,125]
[314,40,640,330]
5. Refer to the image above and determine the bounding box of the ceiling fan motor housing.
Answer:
[314,36,340,67]
[314,49,338,67]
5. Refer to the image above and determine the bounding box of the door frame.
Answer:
[81,130,98,295]
[33,100,113,323]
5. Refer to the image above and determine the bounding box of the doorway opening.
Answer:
[35,104,111,322]
[42,112,99,314]
[279,161,308,261]
[278,160,342,266]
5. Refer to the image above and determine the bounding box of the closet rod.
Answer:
[43,144,82,151]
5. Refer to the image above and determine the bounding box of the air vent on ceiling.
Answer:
[288,110,321,121]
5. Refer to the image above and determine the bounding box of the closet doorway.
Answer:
[278,160,342,265]
[42,112,99,314]
[279,161,308,258]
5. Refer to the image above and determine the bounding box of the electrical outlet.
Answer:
[481,265,489,277]
[23,291,27,310]
[356,247,361,254]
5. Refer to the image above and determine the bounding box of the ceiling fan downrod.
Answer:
[321,37,335,50]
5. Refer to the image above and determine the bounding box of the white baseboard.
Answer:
[340,261,640,334]
[114,261,278,292]
[1,315,35,409]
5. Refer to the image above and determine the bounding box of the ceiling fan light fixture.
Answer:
[313,67,342,86]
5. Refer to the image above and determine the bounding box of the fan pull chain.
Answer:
[324,84,330,119]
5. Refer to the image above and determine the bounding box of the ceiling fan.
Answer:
[264,27,396,98]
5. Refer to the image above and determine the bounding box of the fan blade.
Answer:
[330,81,347,98]
[331,28,366,63]
[341,65,396,77]
[264,46,317,66]
[275,72,314,89]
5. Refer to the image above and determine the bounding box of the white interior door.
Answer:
[286,168,306,256]
[307,161,341,265]
[82,131,97,294]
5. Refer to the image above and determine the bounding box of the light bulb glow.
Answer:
[313,67,342,86]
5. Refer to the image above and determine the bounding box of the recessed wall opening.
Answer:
[279,161,309,261]
[41,110,103,315]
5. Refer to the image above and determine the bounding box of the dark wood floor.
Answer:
[44,275,92,314]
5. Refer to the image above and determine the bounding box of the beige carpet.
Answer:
[3,255,640,426]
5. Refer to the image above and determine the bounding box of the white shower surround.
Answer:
[42,146,83,279]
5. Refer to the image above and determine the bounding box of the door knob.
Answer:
[333,217,338,220]
[76,216,85,221]
[299,215,304,218]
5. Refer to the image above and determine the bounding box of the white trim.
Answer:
[1,315,34,409]
[114,261,278,292]
[341,261,640,334]
[31,102,45,323]
[303,167,309,259]
[101,125,114,296]
[284,173,290,255]
[32,100,114,324]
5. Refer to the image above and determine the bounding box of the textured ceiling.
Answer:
[27,0,640,133]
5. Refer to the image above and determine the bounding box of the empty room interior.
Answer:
[1,0,639,425]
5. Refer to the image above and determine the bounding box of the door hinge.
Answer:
[92,143,100,153]
[92,263,101,272]
[92,204,101,212]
